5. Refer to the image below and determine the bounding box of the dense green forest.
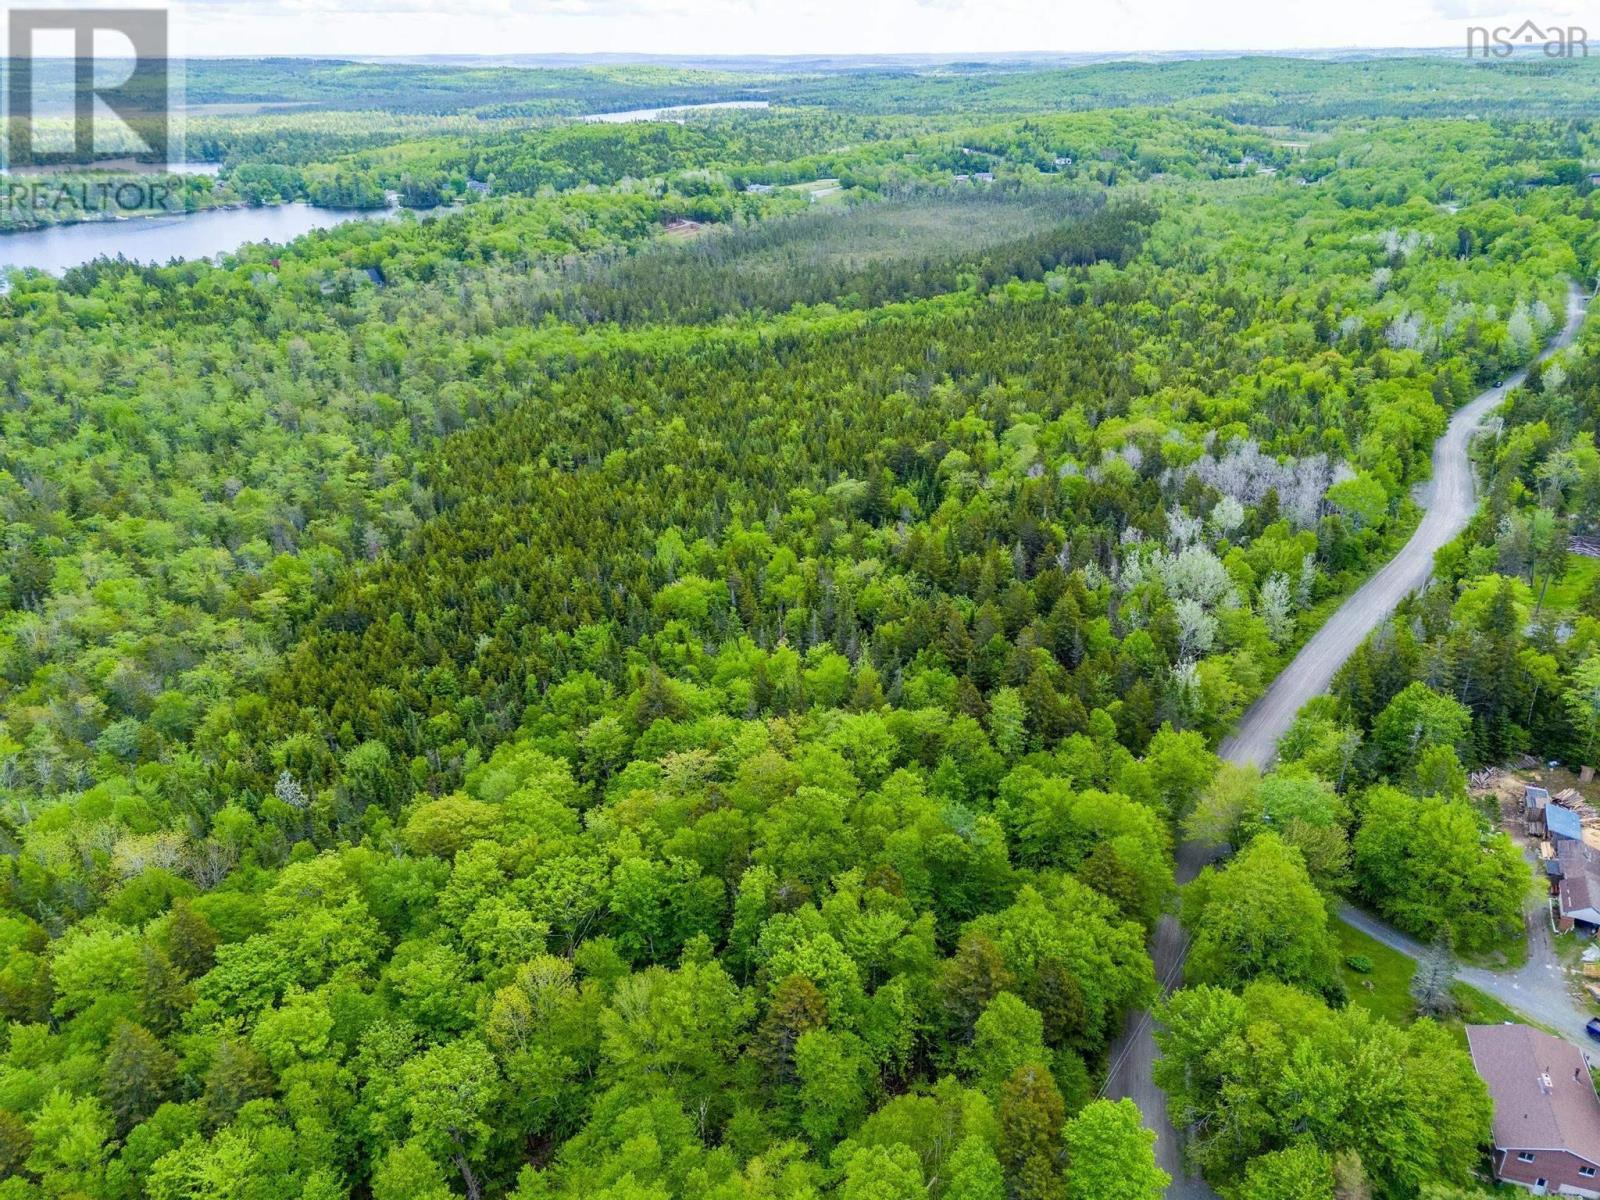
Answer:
[1,53,1599,1200]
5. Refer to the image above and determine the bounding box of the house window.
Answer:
[1517,1152,1537,1163]
[1582,1166,1597,1178]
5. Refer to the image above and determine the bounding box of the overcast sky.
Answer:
[45,0,1600,58]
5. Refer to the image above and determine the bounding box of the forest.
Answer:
[2,52,1599,1200]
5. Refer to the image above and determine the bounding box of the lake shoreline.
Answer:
[0,195,441,239]
[0,200,452,275]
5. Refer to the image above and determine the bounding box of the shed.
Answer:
[1552,803,1585,842]
[1527,784,1552,836]
[1560,839,1594,880]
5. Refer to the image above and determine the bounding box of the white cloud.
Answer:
[161,0,1588,56]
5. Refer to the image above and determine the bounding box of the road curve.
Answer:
[1339,897,1594,1057]
[1103,282,1589,1198]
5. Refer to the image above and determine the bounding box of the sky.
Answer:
[22,0,1600,58]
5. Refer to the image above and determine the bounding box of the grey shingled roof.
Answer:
[1467,1025,1600,1164]
[1564,871,1600,918]
[1559,840,1593,872]
[1560,843,1600,918]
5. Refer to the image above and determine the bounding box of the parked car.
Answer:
[1584,1017,1600,1043]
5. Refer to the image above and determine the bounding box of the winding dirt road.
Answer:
[1102,283,1589,1198]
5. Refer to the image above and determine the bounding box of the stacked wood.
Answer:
[1555,789,1600,828]
[1570,534,1600,558]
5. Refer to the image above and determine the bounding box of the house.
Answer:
[1590,173,1600,187]
[1559,842,1600,931]
[1561,868,1600,931]
[1468,1024,1600,1196]
[743,183,774,194]
[465,179,490,195]
[974,172,995,183]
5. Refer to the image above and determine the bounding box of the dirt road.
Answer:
[1221,283,1589,770]
[1102,283,1589,1197]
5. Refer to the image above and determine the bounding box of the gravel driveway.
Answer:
[1339,871,1596,1058]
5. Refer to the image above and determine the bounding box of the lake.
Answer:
[0,202,408,275]
[583,99,770,123]
[0,98,773,276]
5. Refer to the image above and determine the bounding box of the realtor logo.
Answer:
[1466,18,1589,57]
[3,7,180,170]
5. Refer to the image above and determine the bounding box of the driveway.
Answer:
[1339,874,1595,1057]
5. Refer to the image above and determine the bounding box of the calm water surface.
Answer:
[0,107,767,275]
[583,99,769,123]
[0,202,407,275]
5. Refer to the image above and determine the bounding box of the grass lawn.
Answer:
[1338,921,1417,1024]
[1453,983,1523,1027]
[1336,919,1551,1043]
[783,177,840,193]
[1539,554,1600,613]
[1464,917,1531,972]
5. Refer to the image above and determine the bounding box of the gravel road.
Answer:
[1222,283,1589,770]
[1102,283,1589,1197]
